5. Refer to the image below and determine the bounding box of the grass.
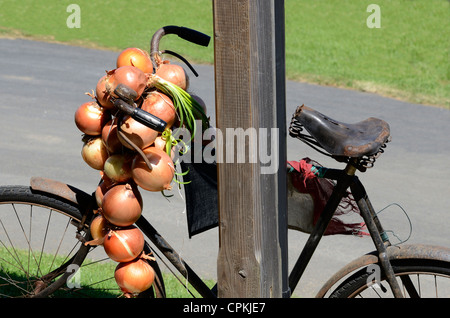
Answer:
[0,247,215,298]
[0,0,448,107]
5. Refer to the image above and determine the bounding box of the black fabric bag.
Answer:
[180,160,218,238]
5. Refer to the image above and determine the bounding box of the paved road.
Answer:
[0,38,449,297]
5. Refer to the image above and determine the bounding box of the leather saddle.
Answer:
[289,105,391,163]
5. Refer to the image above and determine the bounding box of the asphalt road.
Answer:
[0,38,449,297]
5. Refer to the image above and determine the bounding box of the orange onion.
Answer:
[114,258,155,295]
[81,137,109,170]
[105,66,147,100]
[117,48,153,74]
[153,135,167,151]
[95,75,114,109]
[90,214,110,241]
[153,135,176,159]
[103,226,144,262]
[102,118,122,154]
[142,91,176,128]
[101,183,143,227]
[103,154,132,183]
[131,147,175,191]
[118,114,159,150]
[95,171,115,208]
[74,101,110,135]
[155,62,189,90]
[95,180,108,208]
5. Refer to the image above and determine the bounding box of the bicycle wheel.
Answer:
[0,185,165,298]
[329,259,450,298]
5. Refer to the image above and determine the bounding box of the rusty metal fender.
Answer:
[315,243,450,298]
[30,176,93,208]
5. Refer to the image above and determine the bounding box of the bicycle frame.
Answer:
[288,159,403,297]
[30,156,406,298]
[131,159,404,298]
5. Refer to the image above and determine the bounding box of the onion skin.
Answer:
[95,75,114,109]
[114,258,155,295]
[131,147,175,191]
[106,66,147,100]
[103,226,144,262]
[142,91,176,128]
[153,135,167,151]
[75,101,110,135]
[118,114,159,150]
[81,137,109,170]
[90,214,110,241]
[102,118,122,154]
[117,48,153,74]
[95,182,107,208]
[103,154,132,183]
[155,62,189,90]
[101,183,143,227]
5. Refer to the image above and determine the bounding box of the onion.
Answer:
[95,181,107,208]
[153,135,167,151]
[117,48,153,74]
[90,214,110,241]
[103,225,144,262]
[81,137,109,170]
[142,91,176,128]
[103,154,132,183]
[105,66,147,100]
[74,101,110,135]
[95,171,115,207]
[131,147,175,191]
[155,62,189,90]
[95,75,114,109]
[153,134,176,159]
[114,258,155,295]
[101,183,143,227]
[118,114,159,150]
[102,118,122,154]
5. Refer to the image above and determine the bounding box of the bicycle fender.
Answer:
[315,243,450,298]
[30,176,93,207]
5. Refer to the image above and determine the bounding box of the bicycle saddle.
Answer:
[289,105,391,160]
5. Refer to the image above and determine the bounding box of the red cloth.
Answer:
[287,158,368,236]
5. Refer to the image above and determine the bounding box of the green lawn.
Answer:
[0,247,215,298]
[0,1,448,106]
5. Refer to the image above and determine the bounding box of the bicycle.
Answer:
[1,27,449,298]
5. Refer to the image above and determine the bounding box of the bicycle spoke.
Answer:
[10,204,44,280]
[0,218,34,287]
[400,274,420,298]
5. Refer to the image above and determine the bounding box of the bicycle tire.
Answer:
[329,259,450,298]
[0,185,165,298]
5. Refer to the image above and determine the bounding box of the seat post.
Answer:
[344,158,359,176]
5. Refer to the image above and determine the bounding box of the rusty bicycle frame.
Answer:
[30,154,449,298]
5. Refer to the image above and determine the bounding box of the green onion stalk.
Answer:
[148,74,209,140]
[148,74,209,186]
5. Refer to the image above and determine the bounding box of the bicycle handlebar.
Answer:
[150,26,210,55]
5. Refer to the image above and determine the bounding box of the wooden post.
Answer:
[213,0,289,297]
